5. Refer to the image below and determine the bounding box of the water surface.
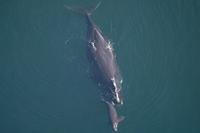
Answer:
[0,0,200,133]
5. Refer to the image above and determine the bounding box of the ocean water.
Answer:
[0,0,200,133]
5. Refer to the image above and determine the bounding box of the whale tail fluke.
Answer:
[117,116,125,123]
[64,1,101,16]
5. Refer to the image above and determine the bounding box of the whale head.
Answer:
[112,122,118,131]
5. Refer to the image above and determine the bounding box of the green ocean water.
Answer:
[0,0,200,133]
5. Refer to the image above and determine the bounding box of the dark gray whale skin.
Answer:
[85,13,123,105]
[65,3,123,104]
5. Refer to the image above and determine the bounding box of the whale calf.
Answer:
[103,100,125,131]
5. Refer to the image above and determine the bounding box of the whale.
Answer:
[103,100,125,131]
[65,2,123,105]
[65,2,125,131]
[85,4,123,105]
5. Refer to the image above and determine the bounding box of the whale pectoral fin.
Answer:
[117,116,125,123]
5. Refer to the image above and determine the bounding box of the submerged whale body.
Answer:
[103,100,125,132]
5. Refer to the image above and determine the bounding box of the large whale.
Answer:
[87,16,123,104]
[103,100,125,131]
[66,3,123,105]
